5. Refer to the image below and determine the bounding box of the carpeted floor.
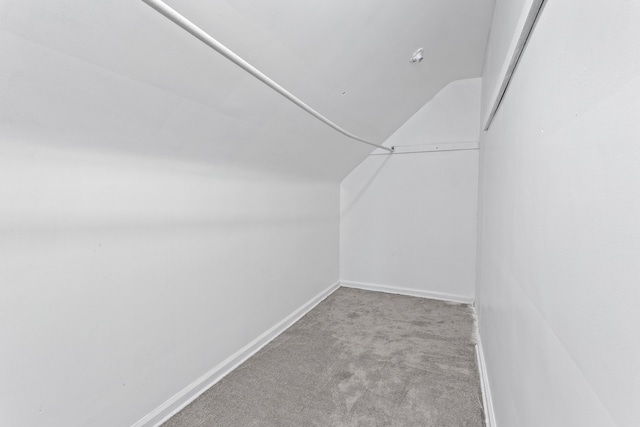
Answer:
[162,287,485,426]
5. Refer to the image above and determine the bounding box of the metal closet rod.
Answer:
[141,0,394,153]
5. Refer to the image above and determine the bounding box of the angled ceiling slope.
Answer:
[0,0,494,180]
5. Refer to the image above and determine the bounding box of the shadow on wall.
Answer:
[340,154,391,217]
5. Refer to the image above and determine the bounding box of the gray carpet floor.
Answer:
[163,287,485,426]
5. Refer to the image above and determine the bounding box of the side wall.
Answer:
[476,1,640,425]
[0,142,339,427]
[340,79,480,301]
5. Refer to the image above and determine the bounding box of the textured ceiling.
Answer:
[0,0,495,180]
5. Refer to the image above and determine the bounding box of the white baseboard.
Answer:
[131,281,340,427]
[340,280,474,304]
[476,332,497,427]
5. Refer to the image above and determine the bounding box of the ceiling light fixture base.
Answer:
[409,48,424,63]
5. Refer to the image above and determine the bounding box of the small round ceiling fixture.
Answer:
[409,48,424,63]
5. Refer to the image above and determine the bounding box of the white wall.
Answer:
[0,1,495,425]
[476,1,640,426]
[0,3,344,426]
[0,141,339,427]
[340,79,481,300]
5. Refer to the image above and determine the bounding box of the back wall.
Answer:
[340,79,481,301]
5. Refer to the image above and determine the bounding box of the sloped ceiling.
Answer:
[0,0,495,180]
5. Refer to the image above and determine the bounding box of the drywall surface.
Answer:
[476,1,640,426]
[159,0,495,145]
[0,3,341,426]
[0,0,496,425]
[381,78,483,149]
[0,0,495,179]
[341,79,480,300]
[0,140,339,427]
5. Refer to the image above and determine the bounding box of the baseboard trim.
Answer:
[131,281,341,427]
[340,280,474,304]
[476,332,497,427]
